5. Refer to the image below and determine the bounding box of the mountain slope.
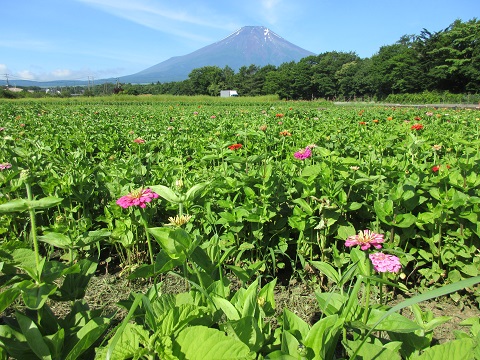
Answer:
[120,26,315,83]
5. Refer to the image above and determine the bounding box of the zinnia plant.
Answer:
[369,252,402,273]
[228,143,243,151]
[345,230,385,250]
[411,123,424,130]
[0,162,12,170]
[293,147,312,160]
[117,188,159,209]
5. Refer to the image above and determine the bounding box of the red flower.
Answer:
[228,143,243,150]
[414,116,421,121]
[359,121,366,125]
[411,123,424,131]
[432,165,440,172]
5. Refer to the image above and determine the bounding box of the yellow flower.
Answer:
[166,214,192,227]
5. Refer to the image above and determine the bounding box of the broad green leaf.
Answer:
[64,317,110,360]
[224,316,264,352]
[16,311,52,360]
[304,314,343,360]
[0,287,21,313]
[394,213,417,228]
[173,326,253,360]
[315,291,347,316]
[258,278,277,317]
[27,197,63,210]
[212,296,240,320]
[345,339,402,360]
[412,338,475,360]
[0,199,29,213]
[98,323,148,360]
[148,227,190,257]
[364,308,421,333]
[282,308,310,341]
[38,232,72,249]
[184,182,209,202]
[149,185,181,204]
[310,261,340,284]
[18,282,57,310]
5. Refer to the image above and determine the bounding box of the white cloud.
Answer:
[75,0,239,41]
[0,64,7,73]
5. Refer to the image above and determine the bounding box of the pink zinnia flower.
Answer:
[116,188,159,209]
[294,147,312,160]
[0,127,5,131]
[369,252,402,273]
[133,138,145,144]
[0,162,12,170]
[345,230,384,250]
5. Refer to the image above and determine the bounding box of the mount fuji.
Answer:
[119,26,315,83]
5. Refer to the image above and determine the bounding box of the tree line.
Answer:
[119,18,480,100]
[3,18,478,100]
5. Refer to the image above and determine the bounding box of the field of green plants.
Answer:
[1,97,479,359]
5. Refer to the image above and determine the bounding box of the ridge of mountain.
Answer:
[119,26,315,83]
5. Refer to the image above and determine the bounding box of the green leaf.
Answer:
[16,311,52,360]
[27,197,63,210]
[310,261,340,284]
[345,339,402,360]
[0,199,29,213]
[148,227,191,257]
[0,287,21,313]
[149,185,181,204]
[184,182,209,202]
[18,282,57,310]
[173,326,253,360]
[64,317,110,360]
[394,213,417,228]
[364,308,421,333]
[212,296,240,320]
[315,292,347,316]
[38,232,72,249]
[282,308,310,341]
[304,314,343,360]
[412,338,475,360]
[224,316,264,352]
[349,275,480,360]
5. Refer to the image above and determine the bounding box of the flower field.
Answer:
[1,97,480,359]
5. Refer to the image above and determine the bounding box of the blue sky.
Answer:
[1,0,478,82]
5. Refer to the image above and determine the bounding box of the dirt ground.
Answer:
[78,270,480,346]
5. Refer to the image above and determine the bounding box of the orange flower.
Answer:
[359,121,366,125]
[372,119,379,123]
[276,113,284,118]
[387,117,393,121]
[228,143,243,150]
[279,130,292,136]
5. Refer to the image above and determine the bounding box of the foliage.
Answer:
[1,98,480,358]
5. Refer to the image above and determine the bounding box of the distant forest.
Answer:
[4,18,479,101]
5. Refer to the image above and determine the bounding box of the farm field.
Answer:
[1,96,480,359]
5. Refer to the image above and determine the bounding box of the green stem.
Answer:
[25,182,41,280]
[140,209,155,265]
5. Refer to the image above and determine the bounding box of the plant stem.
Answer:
[140,209,155,265]
[25,182,41,279]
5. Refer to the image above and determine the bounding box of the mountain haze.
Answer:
[120,26,315,83]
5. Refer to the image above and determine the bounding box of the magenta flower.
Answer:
[0,162,12,170]
[369,252,402,273]
[345,230,384,250]
[294,147,312,160]
[116,188,159,209]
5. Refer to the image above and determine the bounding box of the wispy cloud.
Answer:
[75,0,240,41]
